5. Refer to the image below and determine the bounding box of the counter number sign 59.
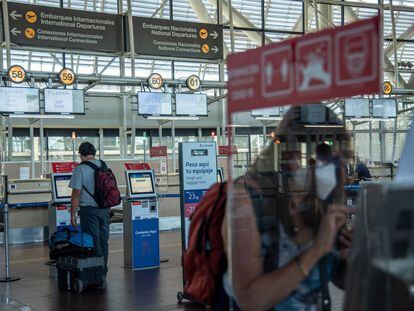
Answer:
[59,68,76,86]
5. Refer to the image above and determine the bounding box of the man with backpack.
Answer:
[69,142,121,284]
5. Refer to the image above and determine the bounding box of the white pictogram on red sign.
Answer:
[261,46,293,98]
[296,36,332,92]
[335,24,377,86]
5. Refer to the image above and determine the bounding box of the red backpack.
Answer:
[80,160,121,208]
[183,182,227,305]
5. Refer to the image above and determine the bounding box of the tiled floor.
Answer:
[0,231,203,311]
[0,231,345,311]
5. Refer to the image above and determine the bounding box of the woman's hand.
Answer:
[338,226,353,259]
[313,205,348,257]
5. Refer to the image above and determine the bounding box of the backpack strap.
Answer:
[79,160,99,171]
[198,183,225,252]
[99,160,107,170]
[319,256,331,311]
[78,160,99,205]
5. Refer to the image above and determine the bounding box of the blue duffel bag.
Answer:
[49,228,94,260]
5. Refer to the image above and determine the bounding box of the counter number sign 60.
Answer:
[59,68,76,86]
[148,73,164,89]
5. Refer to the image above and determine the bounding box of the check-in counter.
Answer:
[1,178,51,243]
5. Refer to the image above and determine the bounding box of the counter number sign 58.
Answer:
[8,65,27,83]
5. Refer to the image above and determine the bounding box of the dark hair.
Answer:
[78,142,96,157]
[316,143,332,161]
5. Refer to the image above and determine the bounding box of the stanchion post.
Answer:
[0,175,21,282]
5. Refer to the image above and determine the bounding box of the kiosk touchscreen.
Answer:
[49,173,74,239]
[123,170,160,269]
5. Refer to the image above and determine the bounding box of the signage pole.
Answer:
[0,176,21,283]
[1,1,11,68]
[127,0,136,78]
[228,0,235,53]
[172,120,176,173]
[40,119,45,176]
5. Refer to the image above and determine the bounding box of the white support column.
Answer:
[119,126,124,159]
[40,119,45,175]
[7,119,12,161]
[29,122,35,178]
[172,120,176,173]
[122,96,128,159]
[131,114,136,159]
[159,124,163,146]
[99,128,104,160]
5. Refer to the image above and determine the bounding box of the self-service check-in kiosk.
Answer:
[49,173,74,239]
[48,172,76,277]
[123,169,160,269]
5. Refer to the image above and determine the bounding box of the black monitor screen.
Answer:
[300,104,327,124]
[175,93,208,116]
[138,92,172,116]
[129,172,155,195]
[0,87,40,114]
[372,99,397,118]
[44,89,85,114]
[345,98,370,118]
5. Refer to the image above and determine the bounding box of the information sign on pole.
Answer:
[51,162,78,173]
[6,2,123,52]
[128,17,223,60]
[179,142,217,249]
[7,65,27,84]
[58,68,76,86]
[227,16,381,116]
[150,146,167,158]
[219,145,238,156]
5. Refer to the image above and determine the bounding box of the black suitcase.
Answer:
[57,256,106,294]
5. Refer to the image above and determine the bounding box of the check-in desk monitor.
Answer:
[51,173,72,204]
[126,170,157,199]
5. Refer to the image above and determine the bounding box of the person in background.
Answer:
[350,157,372,184]
[69,142,110,287]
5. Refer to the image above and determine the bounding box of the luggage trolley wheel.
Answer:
[98,275,107,290]
[177,291,184,303]
[72,279,84,294]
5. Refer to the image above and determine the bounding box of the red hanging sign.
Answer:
[124,163,151,170]
[219,145,238,156]
[227,16,381,117]
[51,162,78,173]
[150,146,168,158]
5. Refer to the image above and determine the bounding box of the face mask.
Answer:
[315,163,337,200]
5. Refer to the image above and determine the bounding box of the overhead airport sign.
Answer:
[5,2,123,52]
[128,17,223,60]
[227,16,381,116]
